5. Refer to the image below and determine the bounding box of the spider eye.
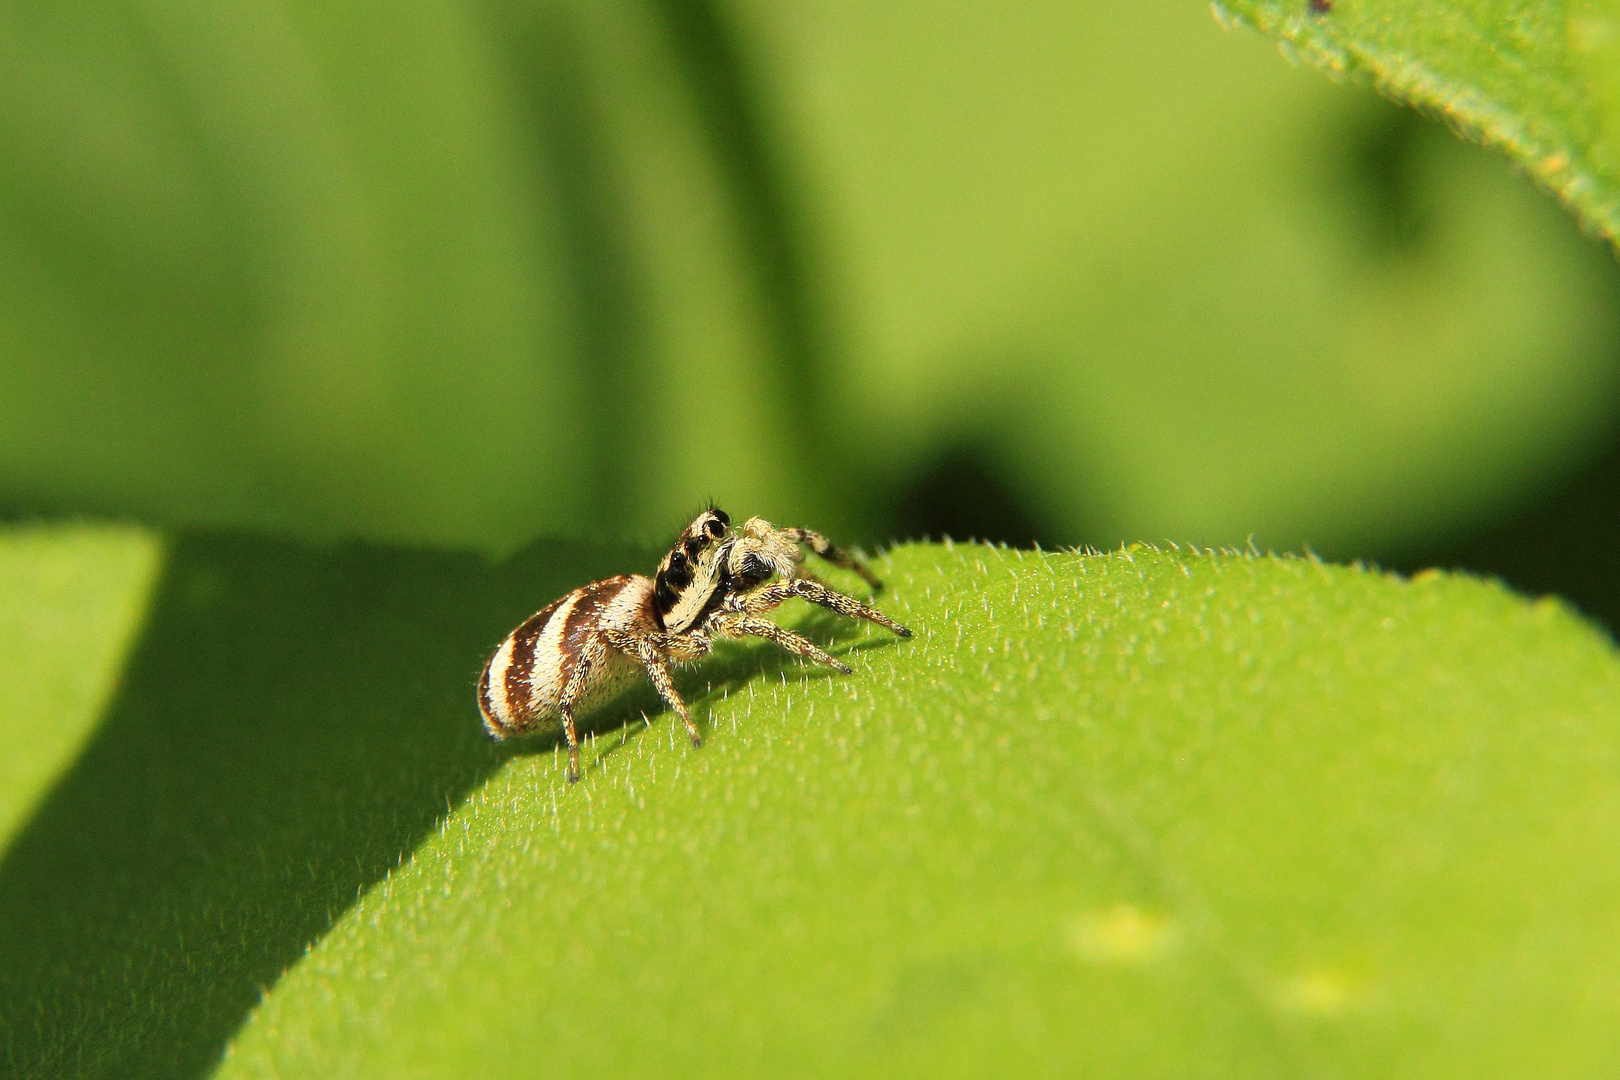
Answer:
[704,517,726,539]
[684,536,704,557]
[710,508,730,527]
[668,550,687,572]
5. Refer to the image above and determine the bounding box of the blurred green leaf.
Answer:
[0,0,817,552]
[3,532,1601,1077]
[723,0,1620,553]
[0,0,601,549]
[1219,0,1620,240]
[2,2,1616,558]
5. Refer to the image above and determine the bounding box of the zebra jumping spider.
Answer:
[479,508,912,782]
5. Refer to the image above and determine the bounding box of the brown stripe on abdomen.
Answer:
[484,576,637,734]
[498,593,568,727]
[561,576,632,653]
[509,594,566,666]
[518,576,631,717]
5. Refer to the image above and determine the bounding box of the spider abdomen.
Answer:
[479,574,656,738]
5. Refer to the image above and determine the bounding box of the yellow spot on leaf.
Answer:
[1273,970,1358,1015]
[1066,905,1178,965]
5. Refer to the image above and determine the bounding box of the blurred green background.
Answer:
[4,0,1620,619]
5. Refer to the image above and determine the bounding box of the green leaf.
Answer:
[0,527,644,1077]
[218,543,1620,1075]
[8,526,1616,1076]
[1216,0,1620,241]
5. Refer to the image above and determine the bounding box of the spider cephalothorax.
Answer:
[651,507,733,634]
[479,508,910,782]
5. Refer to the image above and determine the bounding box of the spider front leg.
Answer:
[606,628,704,749]
[744,577,913,639]
[720,615,853,674]
[778,526,885,591]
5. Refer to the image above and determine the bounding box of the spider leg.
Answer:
[725,615,853,674]
[606,628,703,747]
[778,526,885,591]
[743,577,912,638]
[554,643,602,783]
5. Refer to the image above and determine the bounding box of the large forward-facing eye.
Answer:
[662,549,692,590]
[704,517,727,539]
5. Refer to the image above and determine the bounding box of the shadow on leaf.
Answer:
[0,529,653,1079]
[1383,420,1620,635]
